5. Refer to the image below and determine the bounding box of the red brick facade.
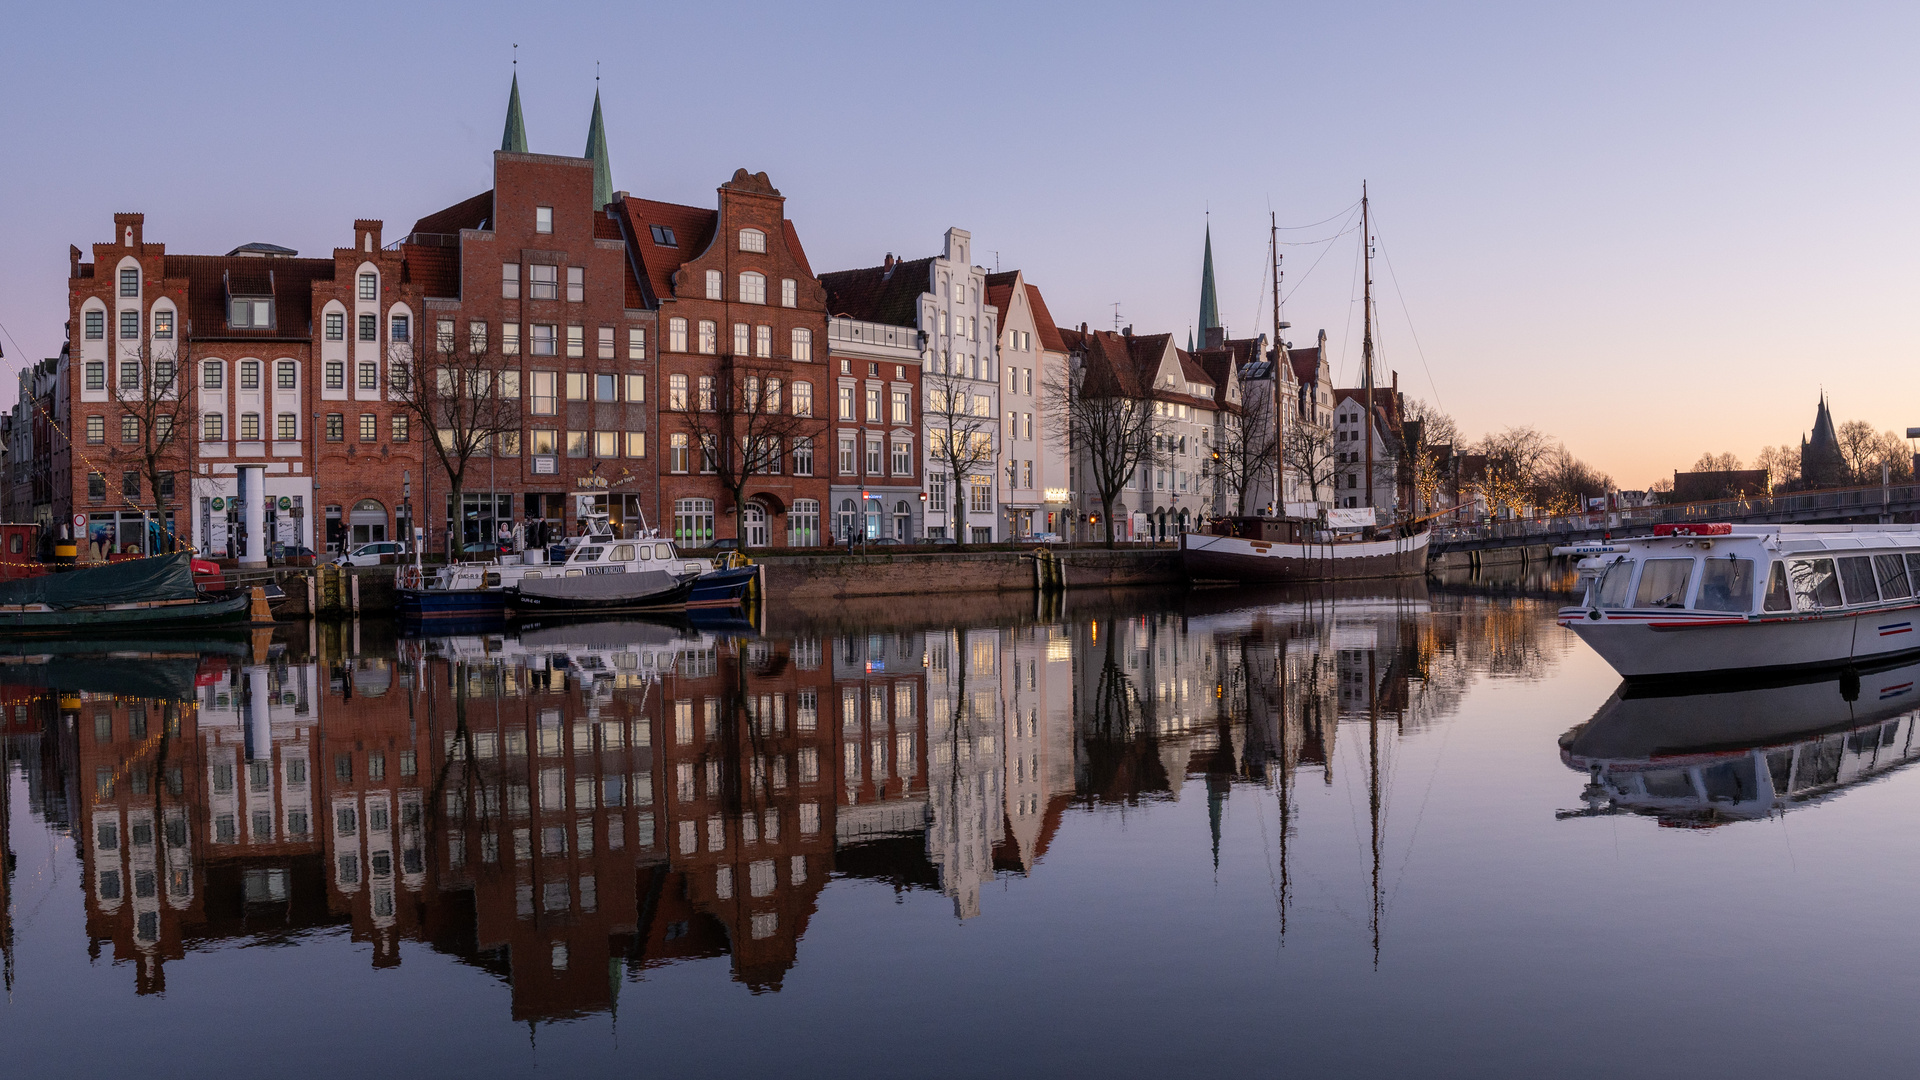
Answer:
[57,154,836,558]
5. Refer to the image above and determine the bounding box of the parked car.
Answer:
[1031,532,1063,544]
[710,538,742,553]
[276,545,320,567]
[929,536,957,545]
[336,541,405,567]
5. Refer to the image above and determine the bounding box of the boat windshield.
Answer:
[1594,558,1634,608]
[1634,558,1694,609]
[1695,557,1755,613]
[1763,562,1793,612]
[572,546,604,564]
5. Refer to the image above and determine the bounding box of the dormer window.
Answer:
[738,228,766,253]
[536,206,554,234]
[230,298,273,329]
[650,225,677,247]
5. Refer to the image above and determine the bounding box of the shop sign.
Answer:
[1044,487,1069,503]
[574,475,609,489]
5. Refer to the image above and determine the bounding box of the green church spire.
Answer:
[501,71,528,153]
[1197,219,1221,345]
[585,86,612,208]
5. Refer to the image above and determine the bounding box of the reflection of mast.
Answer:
[1368,649,1381,967]
[1276,634,1292,942]
[2,742,12,998]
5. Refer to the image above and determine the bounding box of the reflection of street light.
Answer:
[401,469,412,553]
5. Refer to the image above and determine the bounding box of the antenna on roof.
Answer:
[993,250,1000,273]
[1112,302,1122,332]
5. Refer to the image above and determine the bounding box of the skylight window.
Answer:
[650,224,677,247]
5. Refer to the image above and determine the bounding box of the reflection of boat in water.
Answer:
[0,638,250,699]
[410,618,722,683]
[1559,659,1920,824]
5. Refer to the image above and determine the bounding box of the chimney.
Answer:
[883,252,894,274]
[1122,324,1132,337]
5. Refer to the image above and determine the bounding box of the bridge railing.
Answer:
[1430,481,1918,545]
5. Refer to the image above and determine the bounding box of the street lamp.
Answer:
[401,469,412,554]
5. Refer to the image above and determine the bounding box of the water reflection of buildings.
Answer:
[8,588,1548,1013]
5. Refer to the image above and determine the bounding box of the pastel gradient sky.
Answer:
[3,1,1916,487]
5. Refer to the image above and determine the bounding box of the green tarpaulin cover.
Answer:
[0,552,198,609]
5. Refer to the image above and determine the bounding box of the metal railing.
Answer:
[1431,481,1920,545]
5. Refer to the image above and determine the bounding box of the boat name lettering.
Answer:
[585,565,625,575]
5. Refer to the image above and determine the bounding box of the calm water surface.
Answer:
[6,571,1920,1078]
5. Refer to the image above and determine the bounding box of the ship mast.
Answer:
[1271,213,1286,515]
[1361,182,1375,511]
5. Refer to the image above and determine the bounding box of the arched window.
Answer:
[673,498,715,547]
[738,228,766,253]
[837,499,857,540]
[738,272,766,305]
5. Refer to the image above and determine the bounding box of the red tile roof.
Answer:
[1024,284,1067,353]
[402,244,460,299]
[983,274,1015,331]
[611,196,718,302]
[1288,345,1324,385]
[1059,327,1225,411]
[412,190,493,236]
[818,258,933,326]
[164,254,335,341]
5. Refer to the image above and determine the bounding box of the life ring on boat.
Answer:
[399,565,423,590]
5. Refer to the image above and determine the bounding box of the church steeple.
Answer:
[585,86,612,209]
[1197,219,1221,347]
[501,70,528,153]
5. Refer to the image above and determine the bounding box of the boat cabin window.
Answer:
[484,572,501,588]
[1788,558,1842,610]
[1906,554,1920,594]
[1875,554,1912,599]
[654,543,672,559]
[1633,559,1694,609]
[1695,557,1755,612]
[524,571,542,580]
[1595,559,1634,608]
[611,544,634,561]
[1763,562,1793,612]
[1837,556,1879,605]
[638,545,652,561]
[574,546,603,563]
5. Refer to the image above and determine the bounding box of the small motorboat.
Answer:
[506,566,698,616]
[0,551,255,636]
[398,512,753,620]
[1559,523,1920,681]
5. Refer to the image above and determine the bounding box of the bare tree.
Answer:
[1043,352,1161,547]
[105,338,199,552]
[923,368,998,545]
[1689,451,1743,472]
[1281,421,1339,506]
[390,329,523,555]
[1401,397,1457,451]
[1535,448,1613,516]
[679,353,828,542]
[1203,392,1275,517]
[1754,443,1801,490]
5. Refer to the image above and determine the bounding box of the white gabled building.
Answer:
[984,271,1072,538]
[821,228,1006,541]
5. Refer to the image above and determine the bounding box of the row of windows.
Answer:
[665,434,816,477]
[428,321,644,362]
[82,308,174,341]
[834,385,913,424]
[84,414,175,445]
[833,436,916,477]
[501,262,587,303]
[321,311,409,343]
[199,412,321,442]
[665,318,811,359]
[695,269,799,308]
[664,374,812,415]
[85,470,172,500]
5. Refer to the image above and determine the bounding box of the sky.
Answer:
[3,0,1918,487]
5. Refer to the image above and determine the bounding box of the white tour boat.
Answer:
[1558,523,1920,681]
